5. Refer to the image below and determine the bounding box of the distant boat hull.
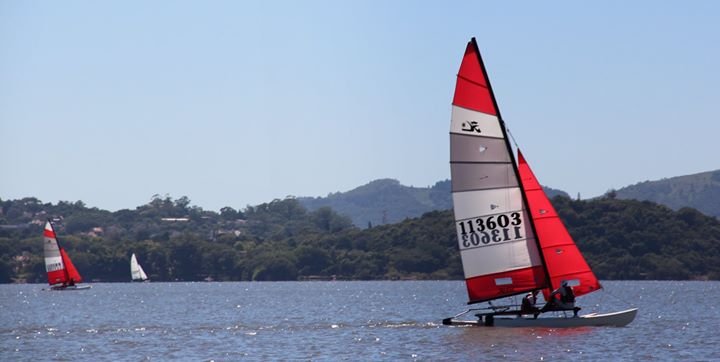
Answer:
[445,308,637,328]
[47,284,92,291]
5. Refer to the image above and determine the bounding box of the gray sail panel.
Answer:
[450,163,518,192]
[450,134,511,163]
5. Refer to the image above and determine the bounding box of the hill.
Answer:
[615,170,720,218]
[298,179,569,227]
[298,179,451,228]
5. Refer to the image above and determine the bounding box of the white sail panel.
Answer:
[460,238,542,278]
[138,265,148,280]
[450,106,504,138]
[45,256,63,272]
[452,188,524,220]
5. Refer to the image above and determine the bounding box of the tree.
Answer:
[295,245,330,275]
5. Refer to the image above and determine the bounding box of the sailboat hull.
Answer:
[445,308,637,328]
[47,285,92,291]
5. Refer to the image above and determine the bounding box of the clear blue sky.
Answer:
[1,1,718,211]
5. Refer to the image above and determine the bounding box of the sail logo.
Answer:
[461,121,482,133]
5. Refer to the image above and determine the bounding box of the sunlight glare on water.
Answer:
[0,281,718,360]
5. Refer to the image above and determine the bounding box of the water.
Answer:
[1,281,718,361]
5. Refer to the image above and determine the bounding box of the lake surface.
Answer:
[1,280,718,361]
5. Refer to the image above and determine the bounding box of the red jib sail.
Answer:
[450,38,548,304]
[60,248,83,283]
[517,150,601,297]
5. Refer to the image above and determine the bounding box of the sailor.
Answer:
[542,281,580,316]
[554,281,575,307]
[520,290,540,318]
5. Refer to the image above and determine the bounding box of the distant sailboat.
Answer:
[442,38,636,327]
[130,253,148,282]
[43,221,91,291]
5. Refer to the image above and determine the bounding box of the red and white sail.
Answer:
[450,38,548,303]
[517,151,601,297]
[43,221,83,286]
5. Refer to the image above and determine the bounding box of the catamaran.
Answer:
[130,253,149,282]
[43,220,91,291]
[442,38,637,327]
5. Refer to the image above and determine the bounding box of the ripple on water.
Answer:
[0,281,718,360]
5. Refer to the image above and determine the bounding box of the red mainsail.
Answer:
[46,264,66,285]
[517,150,601,297]
[450,38,548,304]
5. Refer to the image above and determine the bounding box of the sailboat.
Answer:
[130,253,149,282]
[43,220,91,291]
[442,38,637,327]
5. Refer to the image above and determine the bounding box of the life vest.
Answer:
[560,287,575,303]
[521,293,537,312]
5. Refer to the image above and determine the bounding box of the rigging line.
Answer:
[506,124,520,149]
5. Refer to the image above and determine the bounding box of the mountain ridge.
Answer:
[298,178,569,227]
[615,169,720,218]
[299,169,720,227]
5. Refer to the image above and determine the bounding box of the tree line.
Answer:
[0,193,718,283]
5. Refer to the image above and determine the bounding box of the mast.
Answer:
[467,38,554,293]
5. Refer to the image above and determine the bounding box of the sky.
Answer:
[1,1,719,212]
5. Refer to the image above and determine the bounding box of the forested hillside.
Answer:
[616,169,720,217]
[298,179,452,227]
[1,194,719,283]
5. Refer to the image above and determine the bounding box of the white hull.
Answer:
[446,308,637,328]
[46,284,92,291]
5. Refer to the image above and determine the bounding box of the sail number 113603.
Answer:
[457,212,524,249]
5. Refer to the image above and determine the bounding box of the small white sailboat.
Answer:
[442,38,637,328]
[43,221,91,291]
[130,253,149,282]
